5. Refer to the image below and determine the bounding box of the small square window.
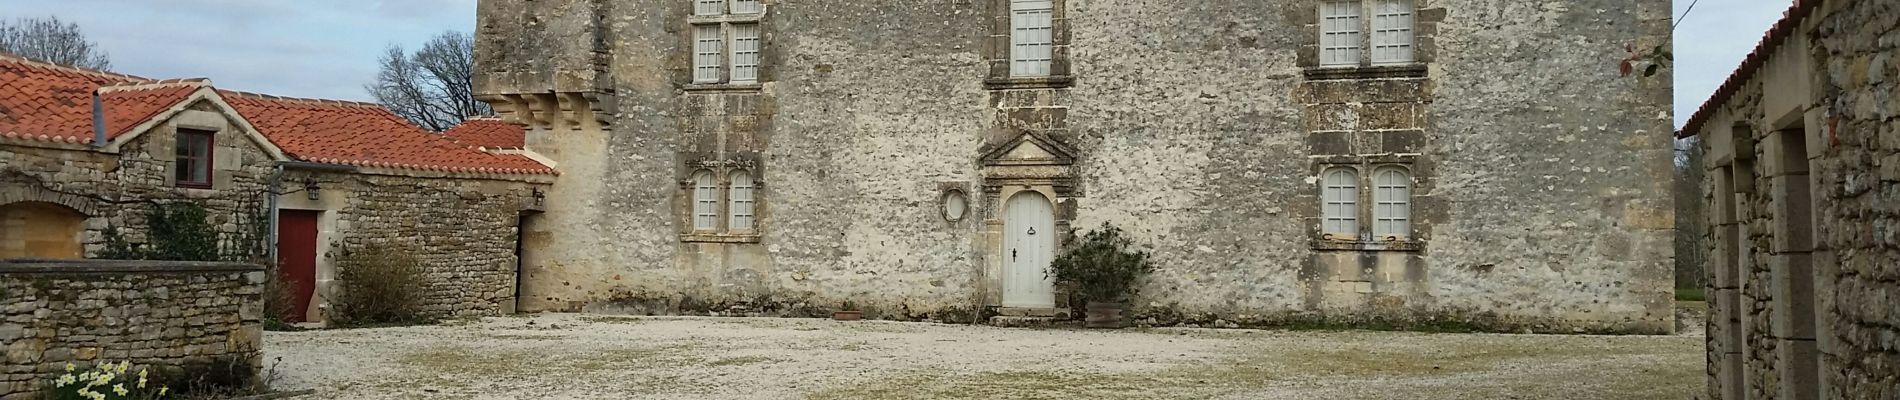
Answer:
[174,129,214,188]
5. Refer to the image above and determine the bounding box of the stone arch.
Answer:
[0,184,101,217]
[0,201,88,259]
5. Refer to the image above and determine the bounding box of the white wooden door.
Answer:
[1003,191,1056,308]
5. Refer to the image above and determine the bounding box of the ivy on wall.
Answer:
[98,202,265,263]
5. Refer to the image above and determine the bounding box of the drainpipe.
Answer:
[91,89,105,147]
[265,161,357,267]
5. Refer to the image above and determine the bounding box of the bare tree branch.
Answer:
[0,16,112,70]
[367,31,491,131]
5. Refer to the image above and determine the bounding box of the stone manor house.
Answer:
[471,0,1678,332]
[1681,0,1898,398]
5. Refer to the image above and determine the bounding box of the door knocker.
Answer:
[1027,227,1037,235]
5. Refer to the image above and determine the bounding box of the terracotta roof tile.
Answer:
[442,117,526,150]
[0,55,197,144]
[219,91,556,175]
[0,54,554,176]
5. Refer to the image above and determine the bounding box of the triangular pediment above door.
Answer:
[980,132,1077,166]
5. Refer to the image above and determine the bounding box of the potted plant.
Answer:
[832,301,863,321]
[1049,223,1157,329]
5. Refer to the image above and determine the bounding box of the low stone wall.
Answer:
[0,260,264,400]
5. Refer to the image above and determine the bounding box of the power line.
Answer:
[1673,0,1701,30]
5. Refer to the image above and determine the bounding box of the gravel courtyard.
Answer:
[264,314,1703,400]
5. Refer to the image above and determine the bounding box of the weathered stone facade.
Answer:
[1686,0,1898,398]
[0,260,265,400]
[475,0,1675,333]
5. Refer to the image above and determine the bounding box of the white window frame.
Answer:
[729,171,756,231]
[693,171,720,231]
[693,25,725,83]
[1371,166,1412,239]
[1321,167,1360,238]
[1010,0,1055,77]
[730,23,761,83]
[1319,0,1363,67]
[690,0,764,85]
[1369,0,1416,65]
[731,0,761,14]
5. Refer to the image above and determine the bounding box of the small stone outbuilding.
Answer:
[0,55,555,323]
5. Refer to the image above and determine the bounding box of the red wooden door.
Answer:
[277,210,320,323]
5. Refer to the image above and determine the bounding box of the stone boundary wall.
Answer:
[0,260,264,400]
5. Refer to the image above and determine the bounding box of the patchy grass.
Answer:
[707,355,776,367]
[579,315,647,324]
[809,333,1703,400]
[1677,288,1707,302]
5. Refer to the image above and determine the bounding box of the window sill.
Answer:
[681,233,762,244]
[1302,64,1427,81]
[175,183,214,190]
[1311,238,1424,252]
[684,83,763,94]
[984,76,1074,90]
[688,14,763,24]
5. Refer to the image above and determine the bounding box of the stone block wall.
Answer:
[286,170,544,320]
[0,260,265,400]
[1810,0,1898,397]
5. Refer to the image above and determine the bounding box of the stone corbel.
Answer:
[479,91,615,132]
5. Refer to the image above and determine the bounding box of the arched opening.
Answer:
[1002,191,1056,308]
[0,201,87,259]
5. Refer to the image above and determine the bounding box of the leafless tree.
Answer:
[0,16,112,70]
[366,31,491,132]
[1674,136,1708,291]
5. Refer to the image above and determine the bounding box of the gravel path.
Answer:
[263,314,1704,399]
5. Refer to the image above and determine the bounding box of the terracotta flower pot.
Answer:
[1084,301,1124,329]
[832,311,863,321]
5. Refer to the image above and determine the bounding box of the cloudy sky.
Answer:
[3,0,1789,128]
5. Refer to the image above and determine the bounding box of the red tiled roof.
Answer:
[0,55,202,144]
[442,117,526,150]
[1679,0,1824,138]
[220,91,555,175]
[0,54,554,176]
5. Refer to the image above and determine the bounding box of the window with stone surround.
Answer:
[681,165,765,242]
[1306,0,1435,78]
[1320,0,1413,67]
[174,129,214,189]
[985,0,1070,88]
[1010,0,1055,77]
[689,0,764,85]
[1316,162,1419,248]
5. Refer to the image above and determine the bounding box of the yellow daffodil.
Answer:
[112,383,128,396]
[158,386,169,396]
[65,363,76,372]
